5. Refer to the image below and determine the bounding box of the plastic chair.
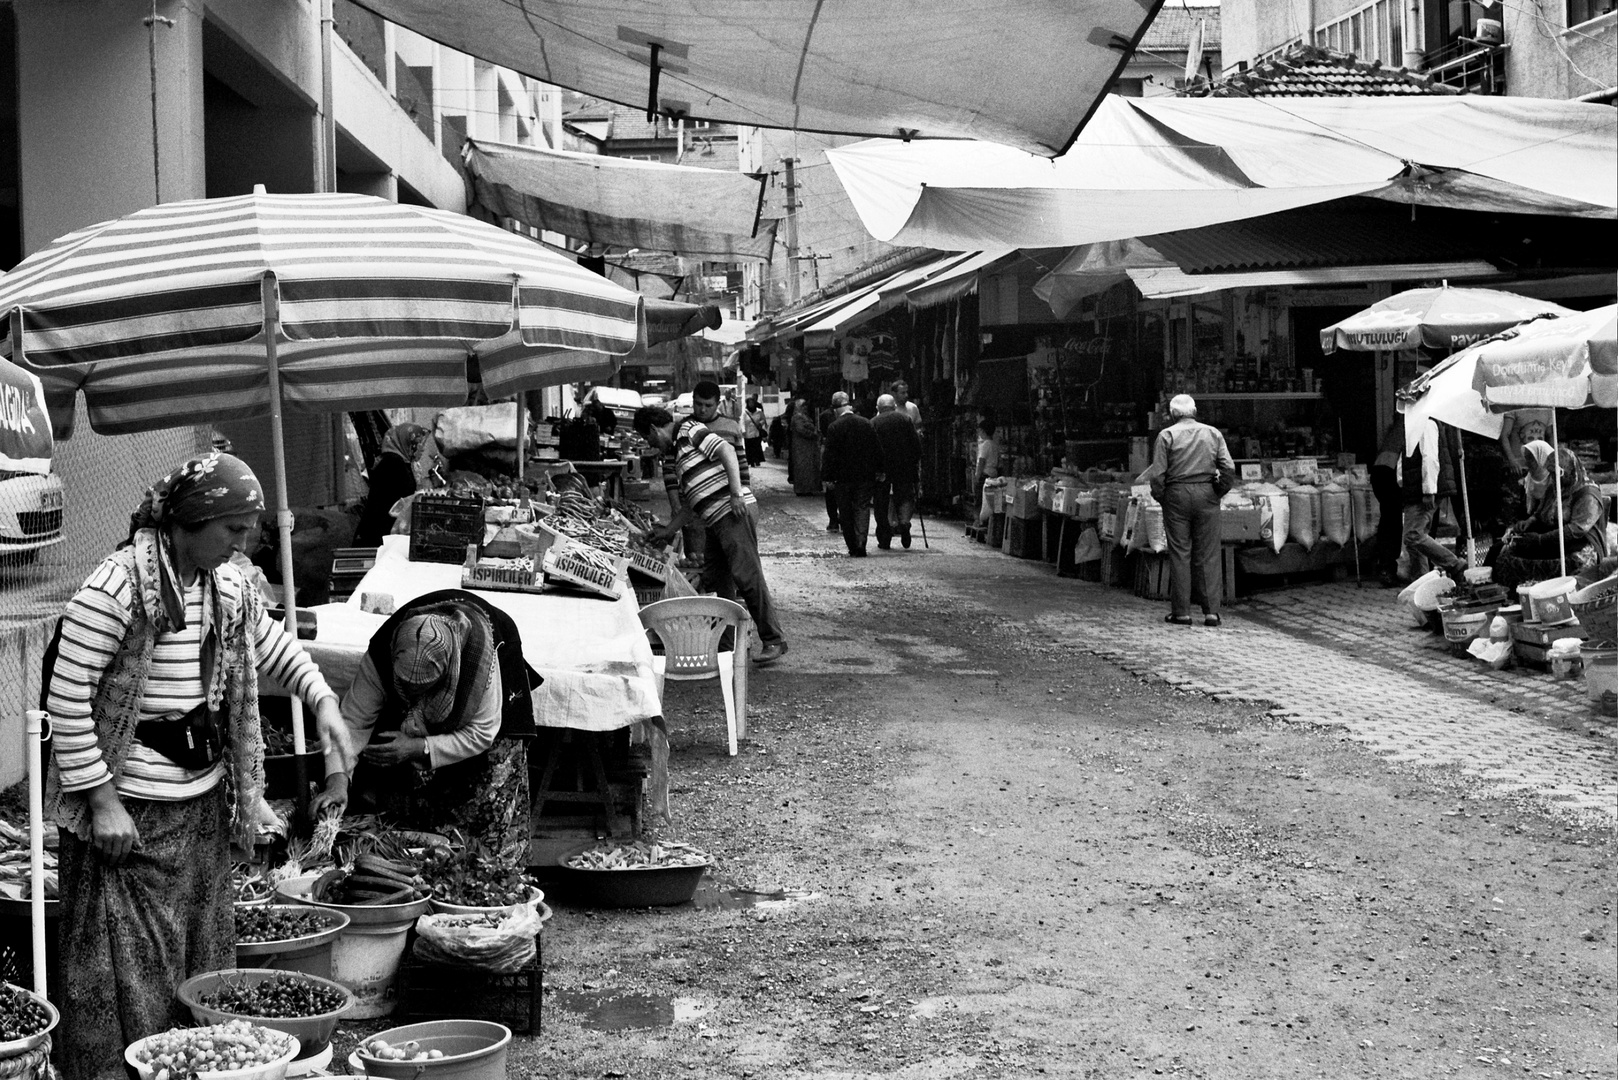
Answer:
[638,597,749,755]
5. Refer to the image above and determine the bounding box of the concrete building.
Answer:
[0,0,560,787]
[1220,0,1616,98]
[1117,5,1224,96]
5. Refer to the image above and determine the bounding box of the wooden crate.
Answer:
[1134,552,1171,600]
[1510,621,1587,670]
[1006,516,1040,559]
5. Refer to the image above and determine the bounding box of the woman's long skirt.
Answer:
[57,788,232,1080]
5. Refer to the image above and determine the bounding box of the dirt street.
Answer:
[340,466,1616,1078]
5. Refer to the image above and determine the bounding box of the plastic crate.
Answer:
[395,948,543,1034]
[410,493,485,564]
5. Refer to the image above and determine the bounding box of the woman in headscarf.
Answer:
[1492,442,1609,589]
[310,589,539,859]
[45,451,347,1080]
[789,396,822,496]
[353,422,428,547]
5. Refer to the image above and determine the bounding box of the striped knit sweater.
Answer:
[49,556,336,800]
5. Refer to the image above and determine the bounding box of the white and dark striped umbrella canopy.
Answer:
[0,189,646,434]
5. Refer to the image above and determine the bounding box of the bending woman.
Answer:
[311,589,539,860]
[1492,442,1609,589]
[46,452,346,1080]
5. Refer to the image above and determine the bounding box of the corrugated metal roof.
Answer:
[1143,204,1488,273]
[1194,44,1461,97]
[1140,8,1221,49]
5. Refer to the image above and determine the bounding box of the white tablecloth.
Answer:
[304,536,661,733]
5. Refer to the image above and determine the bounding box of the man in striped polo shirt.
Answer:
[635,402,789,665]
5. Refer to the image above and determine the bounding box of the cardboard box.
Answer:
[1221,507,1266,541]
[1008,482,1042,519]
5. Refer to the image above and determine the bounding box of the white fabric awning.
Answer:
[827,96,1618,250]
[465,139,776,260]
[796,253,979,336]
[1125,260,1501,299]
[355,0,1166,156]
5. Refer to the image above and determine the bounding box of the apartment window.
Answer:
[1316,0,1403,62]
[1567,0,1614,26]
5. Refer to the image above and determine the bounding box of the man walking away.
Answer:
[1150,394,1236,628]
[872,394,922,550]
[821,391,884,557]
[634,404,788,665]
[818,396,842,532]
[1402,417,1468,583]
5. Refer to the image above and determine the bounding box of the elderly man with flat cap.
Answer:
[312,588,541,857]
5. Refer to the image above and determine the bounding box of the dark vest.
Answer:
[1402,423,1462,501]
[353,590,541,807]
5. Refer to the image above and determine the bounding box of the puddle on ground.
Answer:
[691,884,819,911]
[549,989,673,1030]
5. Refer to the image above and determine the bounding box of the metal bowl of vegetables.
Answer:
[553,840,712,908]
[178,968,353,1060]
[0,981,59,1058]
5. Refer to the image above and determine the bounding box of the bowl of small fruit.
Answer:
[177,969,352,1060]
[234,904,349,974]
[353,1020,511,1077]
[0,981,58,1058]
[125,1020,299,1079]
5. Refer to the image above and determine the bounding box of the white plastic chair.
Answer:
[638,597,749,755]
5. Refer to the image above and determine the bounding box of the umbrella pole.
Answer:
[25,709,47,996]
[515,392,527,490]
[1553,409,1566,577]
[260,274,310,826]
[1456,434,1475,567]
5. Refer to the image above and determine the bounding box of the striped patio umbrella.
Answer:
[0,188,647,435]
[0,188,649,789]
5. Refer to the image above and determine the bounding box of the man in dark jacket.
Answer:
[871,393,923,549]
[821,391,885,557]
[1402,417,1468,581]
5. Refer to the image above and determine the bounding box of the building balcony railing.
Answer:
[1423,40,1509,93]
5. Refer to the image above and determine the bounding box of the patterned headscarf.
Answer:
[129,451,264,536]
[378,423,427,464]
[125,452,264,630]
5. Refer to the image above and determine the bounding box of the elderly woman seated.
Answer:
[1491,441,1610,589]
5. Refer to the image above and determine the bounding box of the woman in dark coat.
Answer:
[789,397,823,495]
[353,423,426,547]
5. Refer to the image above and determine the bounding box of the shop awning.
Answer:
[797,252,982,337]
[898,249,1016,309]
[826,95,1618,250]
[1125,260,1500,299]
[1033,240,1174,318]
[465,139,776,261]
[353,0,1166,156]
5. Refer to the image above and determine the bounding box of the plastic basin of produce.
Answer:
[178,968,353,1060]
[428,885,545,917]
[0,982,58,1059]
[353,1020,511,1079]
[272,876,428,1018]
[553,844,709,908]
[235,905,349,980]
[124,1025,299,1080]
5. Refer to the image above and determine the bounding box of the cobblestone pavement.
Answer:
[753,466,1618,826]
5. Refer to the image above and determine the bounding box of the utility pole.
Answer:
[783,157,800,303]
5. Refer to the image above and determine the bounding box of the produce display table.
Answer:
[269,536,669,839]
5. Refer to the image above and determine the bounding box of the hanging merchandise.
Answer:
[841,336,871,382]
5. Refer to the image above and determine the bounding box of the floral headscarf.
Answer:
[378,423,427,464]
[129,451,264,536]
[124,452,264,630]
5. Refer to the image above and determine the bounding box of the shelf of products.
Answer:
[1193,392,1325,401]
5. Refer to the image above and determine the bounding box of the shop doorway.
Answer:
[1292,306,1380,462]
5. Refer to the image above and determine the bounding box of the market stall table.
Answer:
[267,536,670,838]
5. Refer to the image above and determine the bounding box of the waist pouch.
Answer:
[134,702,225,770]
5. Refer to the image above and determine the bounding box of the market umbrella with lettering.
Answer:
[1319,285,1578,355]
[1399,304,1617,574]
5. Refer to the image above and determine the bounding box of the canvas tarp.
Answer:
[465,139,776,260]
[354,0,1166,156]
[826,96,1618,250]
